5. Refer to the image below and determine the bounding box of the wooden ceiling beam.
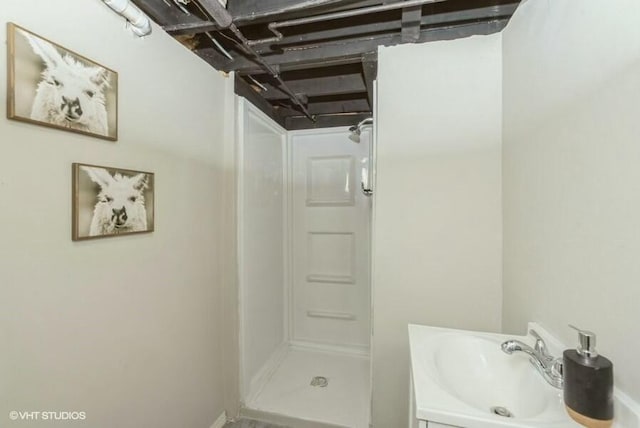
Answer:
[228,0,354,23]
[274,96,370,116]
[196,47,236,70]
[236,57,363,76]
[164,0,385,34]
[421,3,518,26]
[251,3,519,52]
[258,73,367,100]
[361,51,377,108]
[254,20,399,52]
[164,2,517,36]
[234,75,286,128]
[224,19,509,73]
[285,112,371,130]
[401,5,422,42]
[164,21,220,36]
[195,3,517,71]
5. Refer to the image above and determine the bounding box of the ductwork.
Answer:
[103,0,152,37]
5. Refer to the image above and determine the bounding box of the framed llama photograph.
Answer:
[72,163,154,241]
[7,23,118,141]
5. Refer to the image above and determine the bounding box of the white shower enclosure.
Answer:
[237,98,373,427]
[290,128,372,353]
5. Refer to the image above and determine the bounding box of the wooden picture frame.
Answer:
[72,163,154,241]
[7,23,118,141]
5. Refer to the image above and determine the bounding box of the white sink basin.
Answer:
[409,324,580,428]
[433,334,550,419]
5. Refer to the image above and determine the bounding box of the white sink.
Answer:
[433,334,549,419]
[408,324,580,428]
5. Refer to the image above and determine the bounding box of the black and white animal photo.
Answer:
[8,24,118,140]
[73,164,154,241]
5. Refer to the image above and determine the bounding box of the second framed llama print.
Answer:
[7,23,118,141]
[72,163,154,241]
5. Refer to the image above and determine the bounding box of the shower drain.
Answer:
[310,376,328,387]
[490,406,514,418]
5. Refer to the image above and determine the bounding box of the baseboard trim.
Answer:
[210,411,226,428]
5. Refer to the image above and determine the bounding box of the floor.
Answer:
[245,348,370,428]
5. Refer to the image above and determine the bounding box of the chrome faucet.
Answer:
[501,329,564,389]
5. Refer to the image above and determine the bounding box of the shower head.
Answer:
[348,118,373,142]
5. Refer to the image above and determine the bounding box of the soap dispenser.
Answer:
[563,325,614,428]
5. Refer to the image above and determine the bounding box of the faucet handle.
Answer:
[529,329,552,359]
[551,358,564,388]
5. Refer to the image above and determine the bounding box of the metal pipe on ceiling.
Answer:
[228,24,315,121]
[247,0,448,46]
[236,0,349,23]
[195,0,315,121]
[163,0,349,34]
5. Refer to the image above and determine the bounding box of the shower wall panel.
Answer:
[289,128,372,351]
[238,99,288,398]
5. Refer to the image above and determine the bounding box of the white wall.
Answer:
[372,34,503,428]
[238,99,287,398]
[0,2,230,427]
[502,0,640,402]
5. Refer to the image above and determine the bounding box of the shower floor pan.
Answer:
[243,347,370,428]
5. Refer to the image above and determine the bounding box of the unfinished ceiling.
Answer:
[132,0,520,129]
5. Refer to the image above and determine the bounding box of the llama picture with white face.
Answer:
[73,163,154,241]
[7,23,118,140]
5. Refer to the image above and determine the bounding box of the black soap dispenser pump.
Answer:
[563,325,614,428]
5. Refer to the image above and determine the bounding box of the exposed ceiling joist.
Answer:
[163,20,219,36]
[164,1,518,41]
[197,0,233,27]
[419,3,518,26]
[259,73,367,100]
[224,19,509,74]
[285,112,372,130]
[234,74,286,127]
[228,0,348,23]
[235,57,363,76]
[361,52,377,107]
[197,47,234,69]
[194,3,517,70]
[134,0,522,130]
[241,3,516,53]
[164,0,385,34]
[255,20,398,51]
[274,95,371,116]
[401,5,423,42]
[380,0,422,42]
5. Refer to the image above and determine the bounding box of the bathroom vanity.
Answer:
[408,323,640,428]
[408,324,581,428]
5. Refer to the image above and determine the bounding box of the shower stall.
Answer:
[237,98,374,427]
